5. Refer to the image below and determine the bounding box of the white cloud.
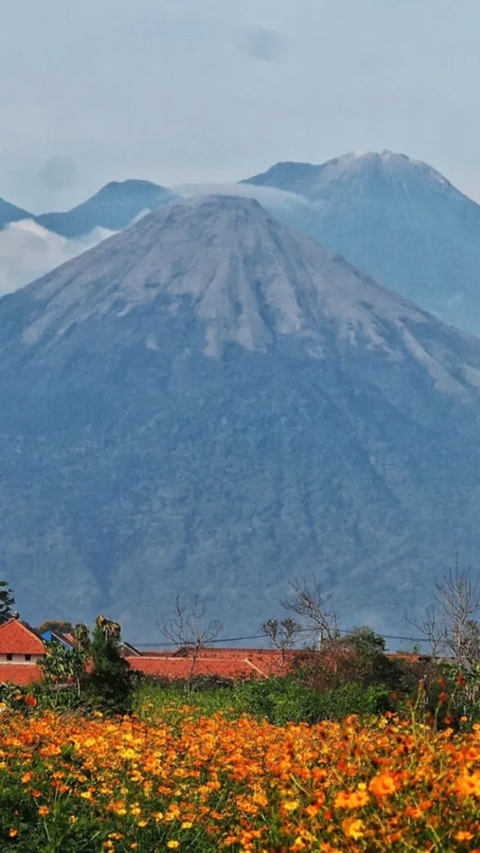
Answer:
[175,180,311,214]
[0,187,311,298]
[0,220,115,296]
[174,181,313,235]
[174,181,307,206]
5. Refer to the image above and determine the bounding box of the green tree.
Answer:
[0,581,14,624]
[338,626,403,690]
[38,640,88,705]
[37,619,74,635]
[343,626,387,655]
[83,615,133,714]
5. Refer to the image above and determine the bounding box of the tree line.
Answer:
[2,564,480,722]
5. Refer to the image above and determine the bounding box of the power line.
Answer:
[132,625,430,649]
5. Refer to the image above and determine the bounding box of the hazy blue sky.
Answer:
[2,0,480,211]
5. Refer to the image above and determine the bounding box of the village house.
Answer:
[127,646,298,680]
[0,616,431,687]
[0,615,46,685]
[0,615,297,686]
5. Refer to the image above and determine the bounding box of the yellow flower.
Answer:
[283,799,300,812]
[181,821,193,829]
[167,843,180,850]
[291,838,309,851]
[342,817,365,840]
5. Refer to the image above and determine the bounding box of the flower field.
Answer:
[1,706,480,852]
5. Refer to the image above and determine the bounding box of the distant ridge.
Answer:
[0,197,35,229]
[242,151,480,335]
[37,179,179,237]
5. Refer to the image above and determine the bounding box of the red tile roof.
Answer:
[0,619,46,655]
[127,649,297,680]
[0,664,43,685]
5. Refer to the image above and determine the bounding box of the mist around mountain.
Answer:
[243,151,480,336]
[0,181,179,295]
[0,219,115,296]
[2,195,480,640]
[174,181,312,235]
[37,179,179,238]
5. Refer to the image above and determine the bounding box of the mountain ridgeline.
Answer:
[4,151,480,337]
[1,195,480,639]
[0,197,35,229]
[37,180,179,237]
[243,151,480,336]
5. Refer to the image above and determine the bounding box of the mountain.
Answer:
[175,181,312,240]
[242,151,480,336]
[37,179,179,238]
[0,197,35,229]
[1,195,480,641]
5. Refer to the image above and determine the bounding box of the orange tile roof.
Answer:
[0,619,46,655]
[0,663,43,685]
[127,650,296,680]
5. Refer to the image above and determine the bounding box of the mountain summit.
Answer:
[9,194,443,363]
[2,195,480,638]
[243,151,453,199]
[243,152,480,335]
[37,179,178,238]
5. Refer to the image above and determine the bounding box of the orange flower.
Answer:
[369,773,398,797]
[334,789,369,809]
[455,773,480,796]
[9,829,18,838]
[24,694,37,707]
[455,831,474,841]
[37,806,49,817]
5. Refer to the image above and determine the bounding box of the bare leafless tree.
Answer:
[281,578,339,649]
[407,604,443,659]
[161,595,223,688]
[409,564,480,668]
[435,566,480,667]
[261,617,302,670]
